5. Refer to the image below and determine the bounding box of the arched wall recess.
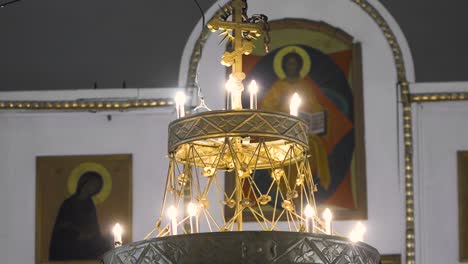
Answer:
[179,0,416,263]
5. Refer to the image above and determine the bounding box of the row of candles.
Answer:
[111,205,366,246]
[173,80,303,118]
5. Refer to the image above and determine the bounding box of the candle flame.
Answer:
[187,202,198,217]
[323,208,333,222]
[349,221,366,242]
[174,92,186,105]
[289,93,302,116]
[304,204,315,218]
[167,205,178,219]
[225,75,235,91]
[113,223,123,236]
[248,80,258,94]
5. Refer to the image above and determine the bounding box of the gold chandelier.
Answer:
[102,0,380,262]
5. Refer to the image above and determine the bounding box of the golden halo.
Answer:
[273,45,311,80]
[67,162,112,204]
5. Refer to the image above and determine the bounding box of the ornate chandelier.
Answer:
[102,0,380,263]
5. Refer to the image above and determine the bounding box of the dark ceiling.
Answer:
[380,0,468,83]
[0,0,466,91]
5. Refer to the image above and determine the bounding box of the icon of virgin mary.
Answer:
[49,171,111,260]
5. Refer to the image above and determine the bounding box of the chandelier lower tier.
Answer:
[102,231,380,263]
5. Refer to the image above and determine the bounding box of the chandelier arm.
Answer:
[279,150,294,195]
[148,158,175,239]
[304,157,318,210]
[244,139,262,167]
[211,175,228,225]
[289,211,300,231]
[246,177,269,226]
[204,208,222,230]
[201,173,215,198]
[285,210,292,231]
[249,207,275,226]
[247,169,263,198]
[201,208,214,232]
[210,140,228,169]
[188,145,203,197]
[300,183,304,226]
[247,207,266,230]
[300,181,312,208]
[272,183,280,223]
[191,143,209,168]
[156,225,170,237]
[264,172,276,195]
[225,208,244,230]
[213,172,230,201]
[272,209,286,229]
[143,227,157,240]
[225,137,247,230]
[260,141,277,170]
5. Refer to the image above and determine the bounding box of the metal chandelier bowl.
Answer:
[102,231,380,263]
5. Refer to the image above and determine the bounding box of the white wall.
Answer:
[179,0,415,257]
[0,117,9,261]
[412,83,468,264]
[0,108,174,263]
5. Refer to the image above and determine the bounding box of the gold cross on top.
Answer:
[208,0,268,82]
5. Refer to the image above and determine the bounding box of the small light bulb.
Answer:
[187,202,198,217]
[304,204,315,219]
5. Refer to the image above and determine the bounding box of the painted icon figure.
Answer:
[49,171,111,260]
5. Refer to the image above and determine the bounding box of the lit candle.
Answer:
[323,208,333,235]
[289,93,302,116]
[187,202,199,234]
[225,74,244,110]
[174,92,186,118]
[225,77,233,110]
[112,223,123,247]
[303,204,315,233]
[167,205,178,235]
[248,80,258,110]
[349,222,366,242]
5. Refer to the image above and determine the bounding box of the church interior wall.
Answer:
[0,109,174,263]
[0,0,467,263]
[411,83,468,264]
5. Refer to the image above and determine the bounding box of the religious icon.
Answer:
[226,19,367,220]
[36,155,132,264]
[49,170,111,260]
